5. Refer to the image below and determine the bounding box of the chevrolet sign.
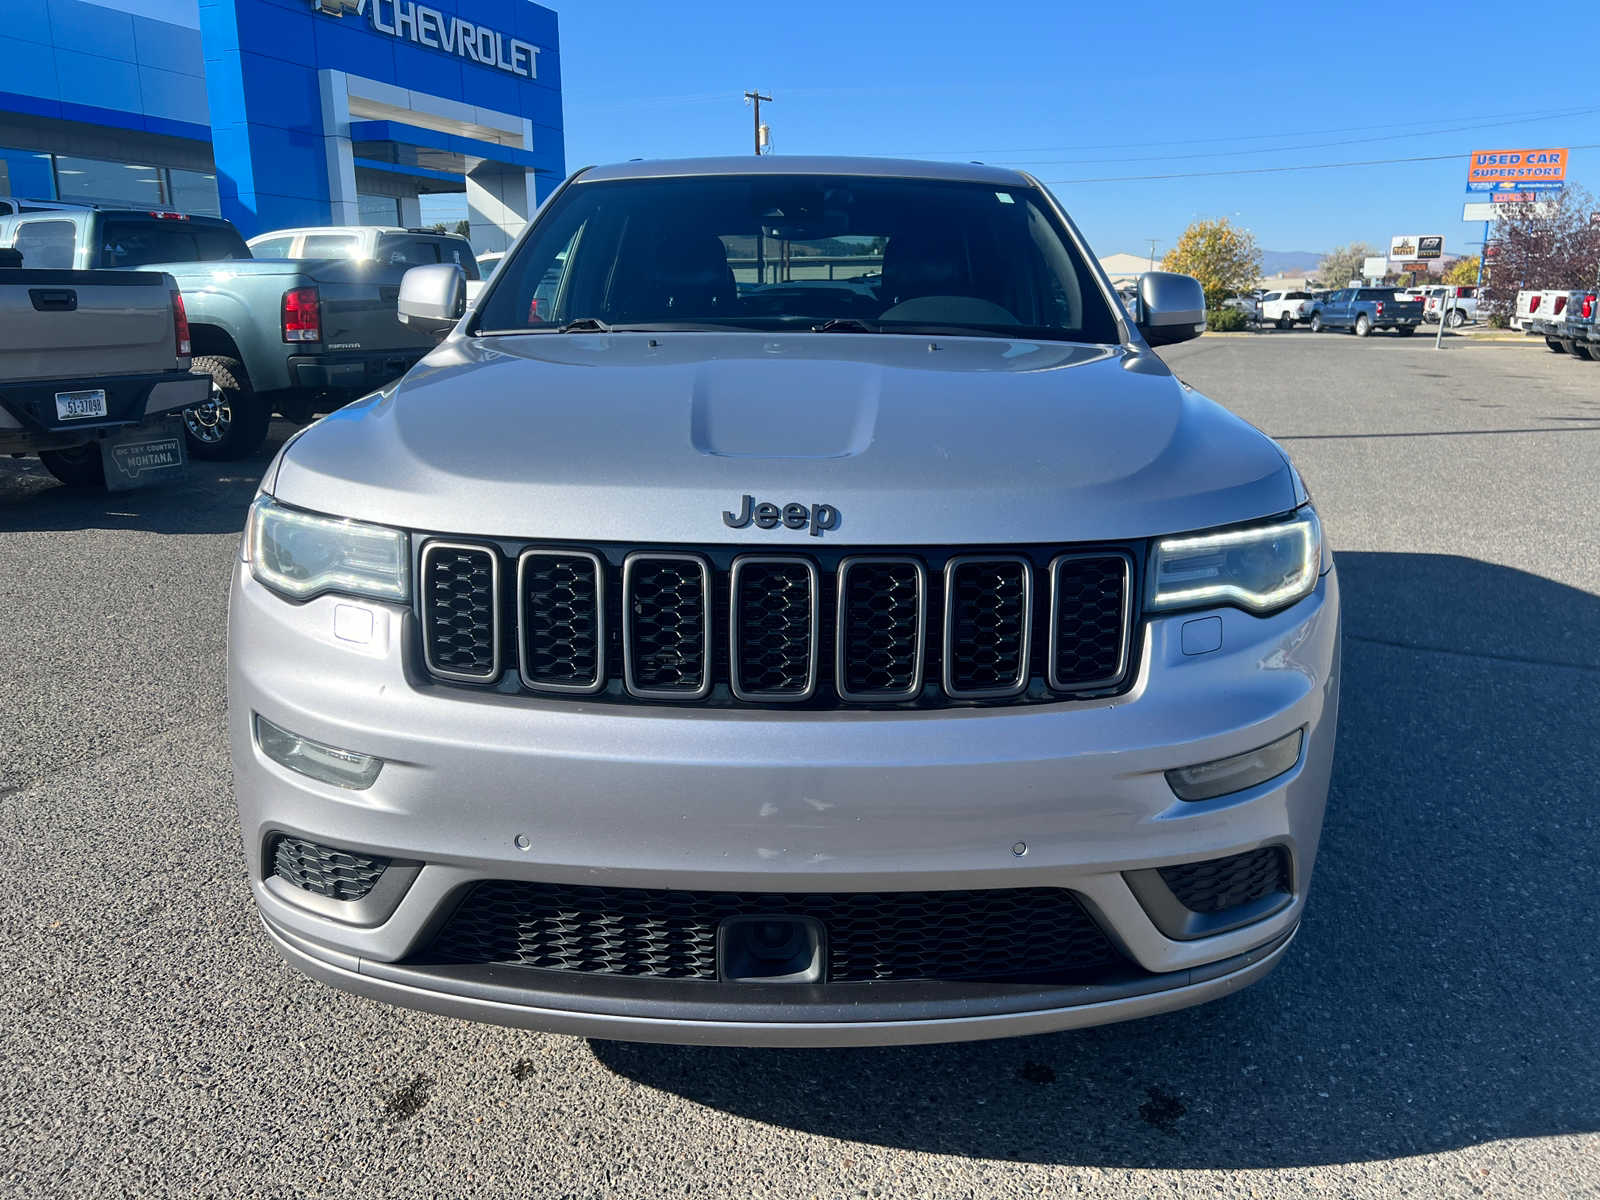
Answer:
[313,0,541,80]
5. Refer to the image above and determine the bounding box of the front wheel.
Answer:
[38,443,106,489]
[1310,313,1323,333]
[1355,315,1371,337]
[184,355,269,461]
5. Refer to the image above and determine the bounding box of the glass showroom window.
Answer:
[167,168,222,217]
[0,147,55,200]
[358,193,402,224]
[54,156,167,208]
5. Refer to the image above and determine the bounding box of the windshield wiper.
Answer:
[811,318,882,333]
[552,317,613,333]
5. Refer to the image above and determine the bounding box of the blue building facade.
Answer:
[0,0,564,249]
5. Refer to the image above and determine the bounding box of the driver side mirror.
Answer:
[1133,271,1206,346]
[397,263,466,335]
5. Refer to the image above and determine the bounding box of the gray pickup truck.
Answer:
[1308,287,1423,336]
[0,207,443,459]
[0,248,207,488]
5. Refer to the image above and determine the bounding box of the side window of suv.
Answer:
[13,219,76,268]
[381,237,442,269]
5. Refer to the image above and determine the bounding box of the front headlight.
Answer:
[246,495,409,602]
[1148,508,1321,614]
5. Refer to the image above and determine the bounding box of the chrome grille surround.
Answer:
[1047,551,1134,693]
[729,555,820,702]
[834,555,927,702]
[419,541,501,683]
[515,548,606,694]
[622,552,714,700]
[941,554,1033,700]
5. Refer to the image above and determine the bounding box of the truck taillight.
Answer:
[282,286,321,343]
[1529,296,1541,312]
[1584,294,1596,320]
[1554,296,1567,315]
[1375,301,1384,316]
[171,289,191,358]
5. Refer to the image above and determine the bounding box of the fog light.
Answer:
[1166,729,1303,802]
[255,714,382,790]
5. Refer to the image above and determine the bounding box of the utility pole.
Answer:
[743,90,771,156]
[1147,239,1159,269]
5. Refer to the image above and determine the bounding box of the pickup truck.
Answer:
[0,207,442,460]
[1516,288,1592,356]
[1423,286,1478,327]
[0,248,207,488]
[1308,287,1422,336]
[1260,289,1314,329]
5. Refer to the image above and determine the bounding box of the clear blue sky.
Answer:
[545,0,1599,262]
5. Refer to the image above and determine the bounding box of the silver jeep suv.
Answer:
[230,158,1340,1046]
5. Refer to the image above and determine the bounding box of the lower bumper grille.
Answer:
[271,835,389,901]
[424,881,1126,983]
[1159,846,1290,914]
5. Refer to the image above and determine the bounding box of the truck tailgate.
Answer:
[0,270,175,382]
[301,258,429,355]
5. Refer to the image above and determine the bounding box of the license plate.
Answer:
[55,389,107,421]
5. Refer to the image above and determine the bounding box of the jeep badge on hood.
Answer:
[723,494,841,537]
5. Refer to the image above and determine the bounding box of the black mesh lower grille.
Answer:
[947,558,1029,694]
[425,881,1125,983]
[422,545,497,679]
[1159,847,1290,914]
[625,556,709,694]
[1051,555,1131,688]
[271,835,389,901]
[520,552,602,689]
[732,560,814,697]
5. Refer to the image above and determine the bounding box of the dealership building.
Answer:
[0,0,565,250]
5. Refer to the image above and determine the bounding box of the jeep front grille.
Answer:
[418,541,1137,709]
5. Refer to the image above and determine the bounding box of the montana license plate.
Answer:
[55,389,108,420]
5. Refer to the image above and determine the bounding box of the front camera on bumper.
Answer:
[254,714,382,790]
[1165,728,1303,802]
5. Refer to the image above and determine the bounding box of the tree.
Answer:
[1444,256,1480,286]
[427,222,448,234]
[455,220,471,238]
[1479,186,1600,322]
[1315,243,1378,289]
[1161,218,1262,310]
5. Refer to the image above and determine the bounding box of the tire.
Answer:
[1276,314,1292,330]
[184,355,269,461]
[1448,309,1467,328]
[1546,338,1568,354]
[38,443,106,489]
[1571,342,1595,361]
[1355,314,1371,338]
[1310,313,1323,333]
[1394,325,1416,337]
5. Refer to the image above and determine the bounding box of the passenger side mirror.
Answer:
[1134,271,1206,346]
[397,263,466,334]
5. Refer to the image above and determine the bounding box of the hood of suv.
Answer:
[270,332,1295,544]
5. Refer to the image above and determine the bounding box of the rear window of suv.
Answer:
[97,218,251,267]
[475,173,1120,344]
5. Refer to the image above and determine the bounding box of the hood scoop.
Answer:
[689,359,881,459]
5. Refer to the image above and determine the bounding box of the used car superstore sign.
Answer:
[1467,148,1567,190]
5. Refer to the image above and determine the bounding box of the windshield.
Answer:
[474,174,1121,343]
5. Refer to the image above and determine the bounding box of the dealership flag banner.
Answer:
[1466,148,1568,193]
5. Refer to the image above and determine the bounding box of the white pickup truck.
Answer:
[1517,288,1598,358]
[1260,289,1314,329]
[0,249,207,487]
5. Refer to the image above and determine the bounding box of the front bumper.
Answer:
[229,560,1341,1046]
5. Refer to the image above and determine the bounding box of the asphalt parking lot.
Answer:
[2,331,1597,1199]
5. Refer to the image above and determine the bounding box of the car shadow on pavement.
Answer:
[591,552,1600,1168]
[0,424,292,535]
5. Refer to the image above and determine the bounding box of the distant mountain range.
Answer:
[1260,250,1326,276]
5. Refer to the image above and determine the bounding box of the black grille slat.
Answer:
[426,881,1124,983]
[944,557,1030,697]
[624,554,711,698]
[837,558,923,699]
[1159,847,1290,914]
[731,558,816,699]
[271,835,389,902]
[1050,554,1132,690]
[519,551,603,691]
[421,544,498,681]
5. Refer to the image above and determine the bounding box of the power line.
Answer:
[886,104,1596,159]
[1040,142,1600,185]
